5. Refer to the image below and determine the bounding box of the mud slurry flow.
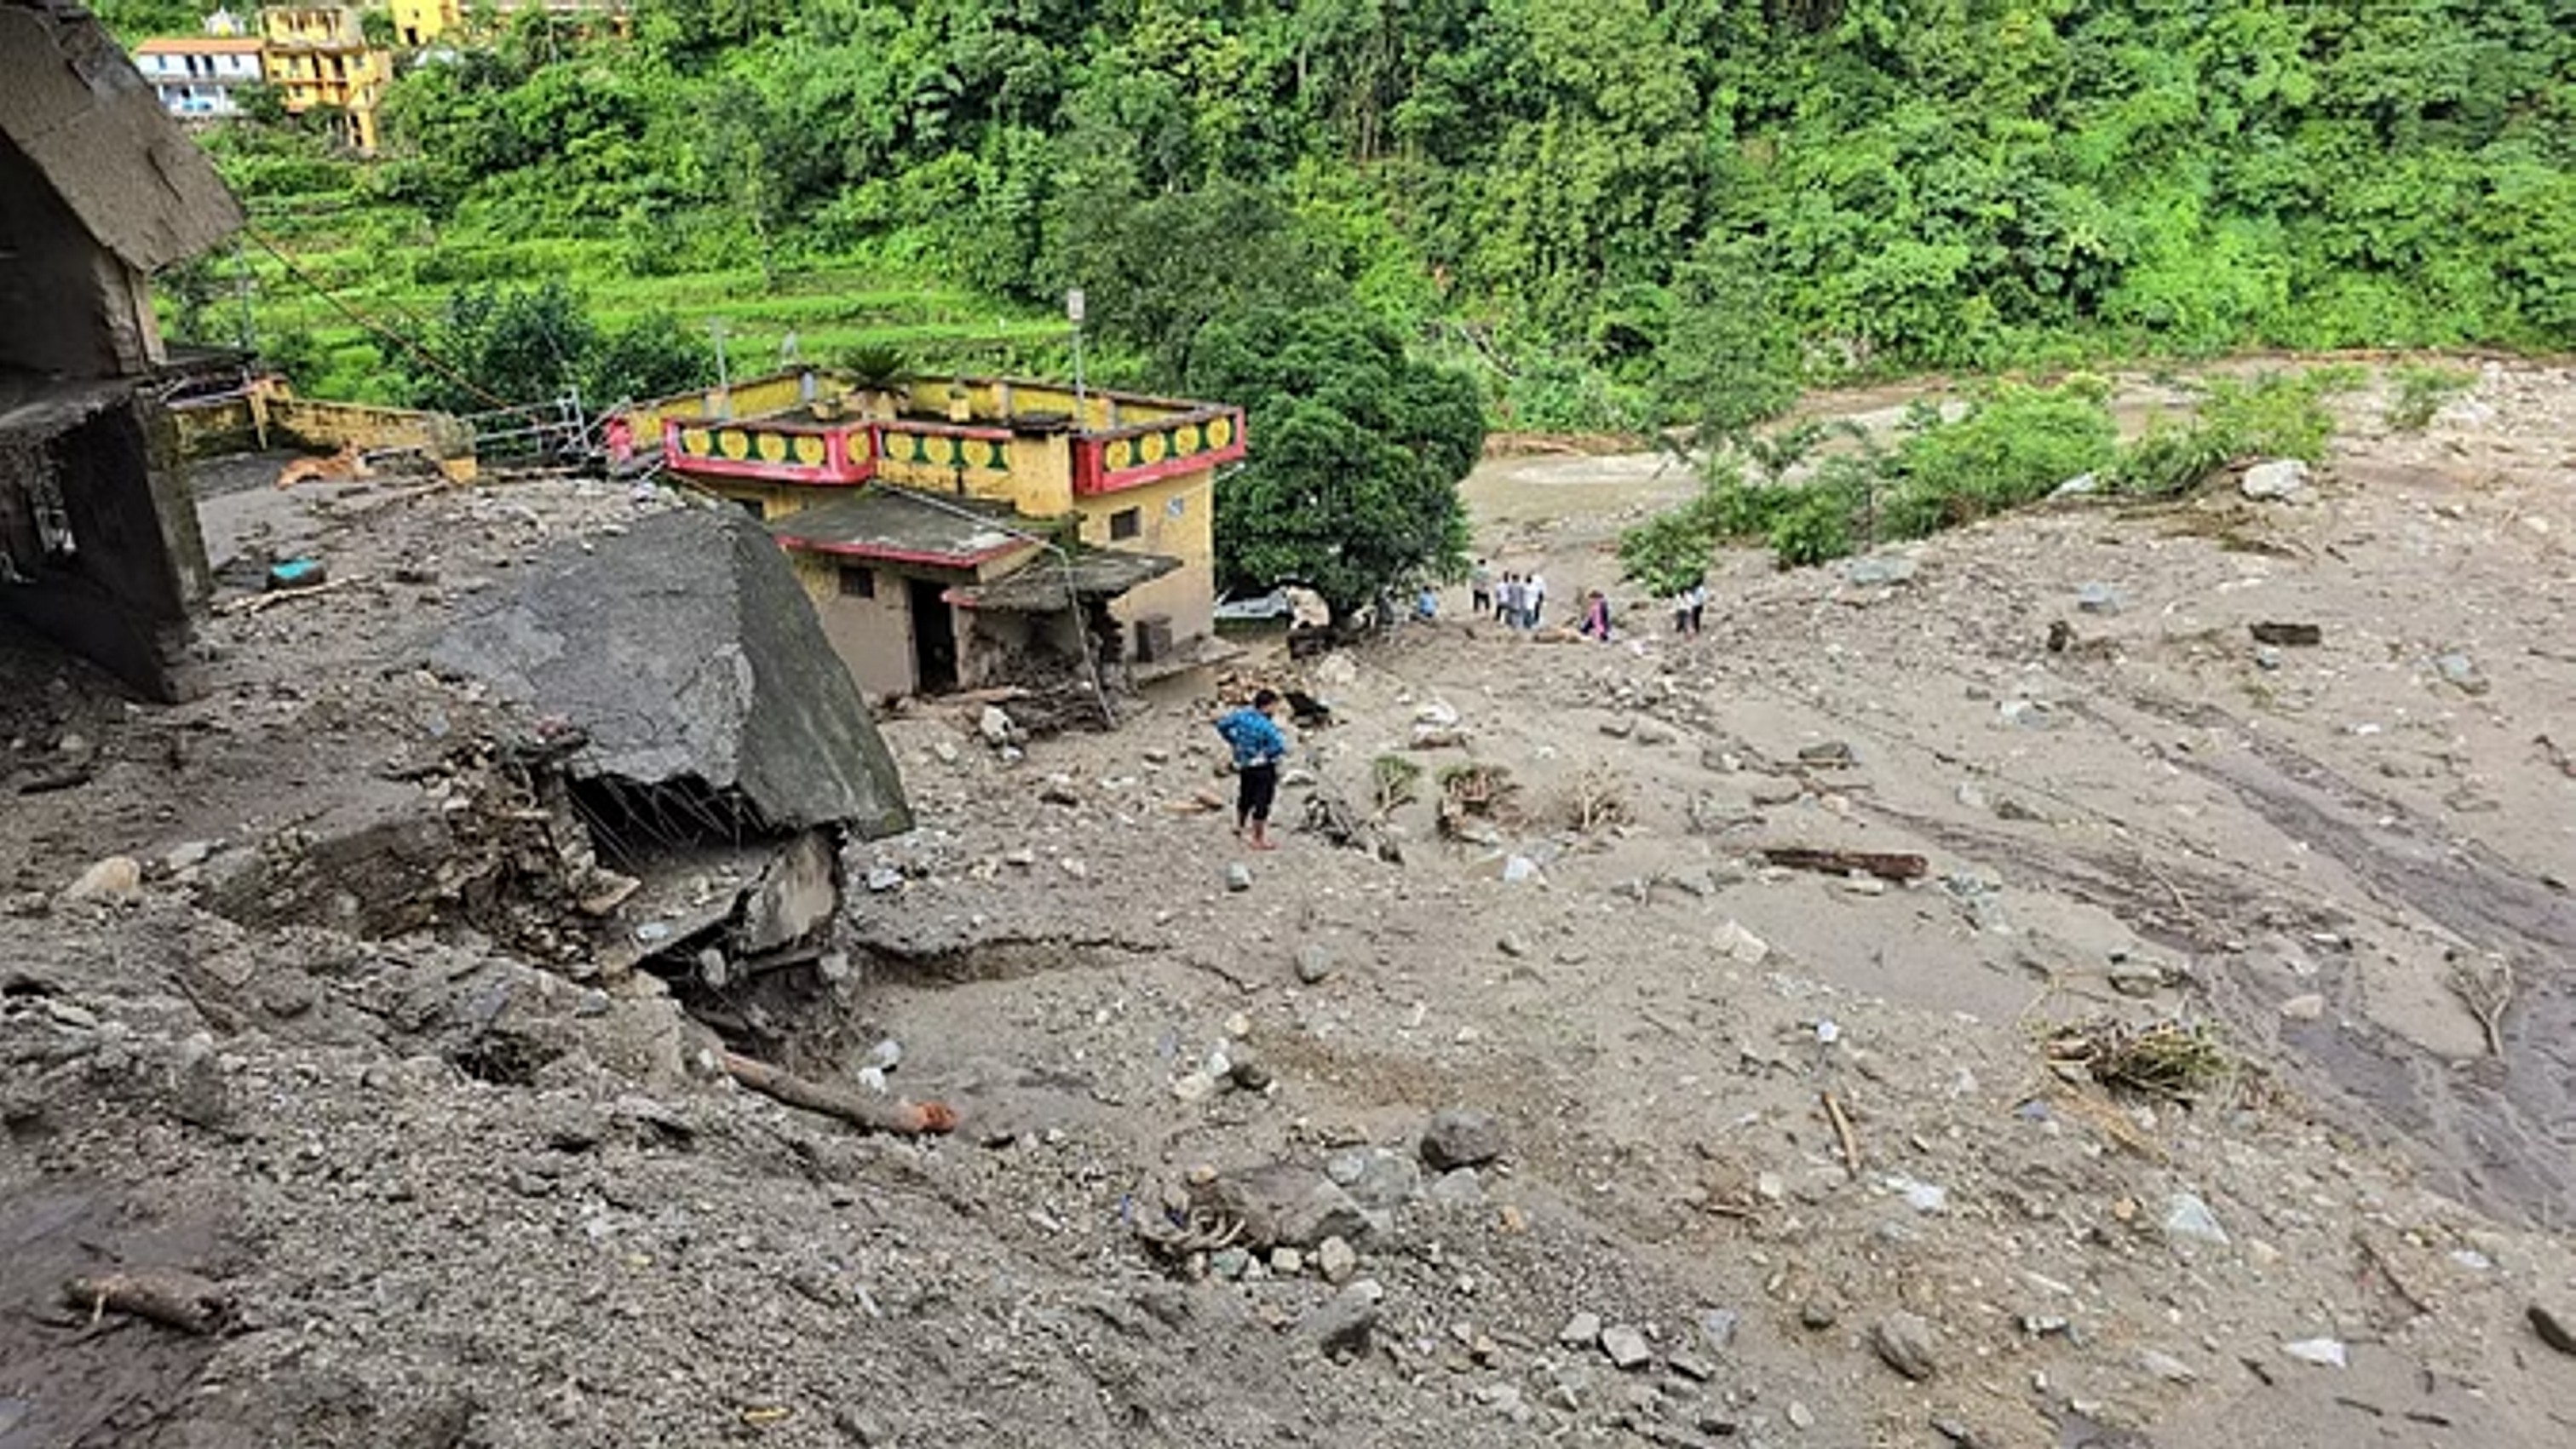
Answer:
[3,360,2574,1448]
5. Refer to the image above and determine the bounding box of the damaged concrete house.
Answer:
[606,371,1246,702]
[1,0,241,702]
[3,4,915,1048]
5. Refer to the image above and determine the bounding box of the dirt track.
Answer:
[3,361,2573,1447]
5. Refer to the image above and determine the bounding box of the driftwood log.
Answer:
[63,1269,236,1335]
[719,1050,957,1136]
[1761,847,1930,883]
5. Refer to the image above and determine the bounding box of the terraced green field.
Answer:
[196,201,1074,405]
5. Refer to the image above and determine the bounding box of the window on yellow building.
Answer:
[1108,507,1141,541]
[838,566,876,599]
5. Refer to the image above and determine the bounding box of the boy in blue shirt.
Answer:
[1215,689,1289,850]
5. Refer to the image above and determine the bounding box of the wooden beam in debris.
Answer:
[1760,847,1929,883]
[719,1050,957,1136]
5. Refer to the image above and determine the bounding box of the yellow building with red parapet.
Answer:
[608,371,1239,701]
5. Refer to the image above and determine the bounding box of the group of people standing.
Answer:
[1470,561,1548,629]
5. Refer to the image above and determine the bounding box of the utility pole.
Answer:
[1066,287,1086,433]
[709,319,731,417]
[233,239,257,354]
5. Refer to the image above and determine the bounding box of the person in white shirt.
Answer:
[1524,572,1548,630]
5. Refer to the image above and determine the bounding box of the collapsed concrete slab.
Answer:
[413,504,911,979]
[193,502,909,992]
[428,505,911,842]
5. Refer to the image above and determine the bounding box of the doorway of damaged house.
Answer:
[907,576,958,693]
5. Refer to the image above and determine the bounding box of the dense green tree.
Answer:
[206,0,2576,426]
[1187,304,1484,628]
[388,282,709,413]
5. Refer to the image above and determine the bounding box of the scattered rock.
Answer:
[1297,1286,1379,1358]
[2107,959,2165,997]
[1170,1071,1220,1103]
[1192,1165,1371,1250]
[1038,774,1081,805]
[1294,944,1334,984]
[1799,1294,1841,1331]
[1317,1235,1359,1285]
[1747,777,1803,807]
[2250,621,2322,647]
[1843,555,1920,587]
[162,840,215,873]
[2138,1348,2196,1383]
[2433,651,2489,695]
[1696,1308,1739,1354]
[1707,920,1771,970]
[2278,993,2327,1021]
[2163,1192,2229,1246]
[1599,716,1635,739]
[1420,1108,1508,1171]
[1559,1311,1604,1348]
[1225,862,1254,893]
[2075,582,2122,615]
[2050,472,2101,498]
[1325,1147,1421,1210]
[1998,698,2056,730]
[2281,1337,2348,1368]
[1599,1324,1653,1370]
[979,706,1017,746]
[2527,1304,2576,1357]
[1497,934,1531,958]
[1786,1400,1816,1430]
[1796,740,1857,768]
[1870,1312,1938,1380]
[2240,458,2312,501]
[1426,1168,1485,1208]
[1226,1043,1272,1091]
[59,856,143,906]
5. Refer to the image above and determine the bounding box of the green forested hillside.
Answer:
[135,0,2572,428]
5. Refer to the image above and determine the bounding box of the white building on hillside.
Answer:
[133,34,265,120]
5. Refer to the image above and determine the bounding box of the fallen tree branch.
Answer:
[2443,955,2516,1056]
[214,576,364,616]
[63,1269,235,1336]
[719,1050,957,1136]
[1820,1090,1860,1176]
[1762,847,1929,883]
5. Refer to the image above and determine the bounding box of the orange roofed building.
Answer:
[607,371,1243,702]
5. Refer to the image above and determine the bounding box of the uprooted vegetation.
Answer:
[1619,369,2357,579]
[2043,1015,2241,1105]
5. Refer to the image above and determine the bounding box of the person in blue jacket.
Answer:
[1215,689,1289,850]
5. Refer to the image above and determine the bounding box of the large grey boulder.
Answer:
[429,506,909,839]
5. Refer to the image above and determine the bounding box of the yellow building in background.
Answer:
[388,0,460,46]
[607,372,1240,701]
[256,6,388,152]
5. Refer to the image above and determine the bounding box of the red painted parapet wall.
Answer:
[1072,407,1246,496]
[660,417,876,485]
